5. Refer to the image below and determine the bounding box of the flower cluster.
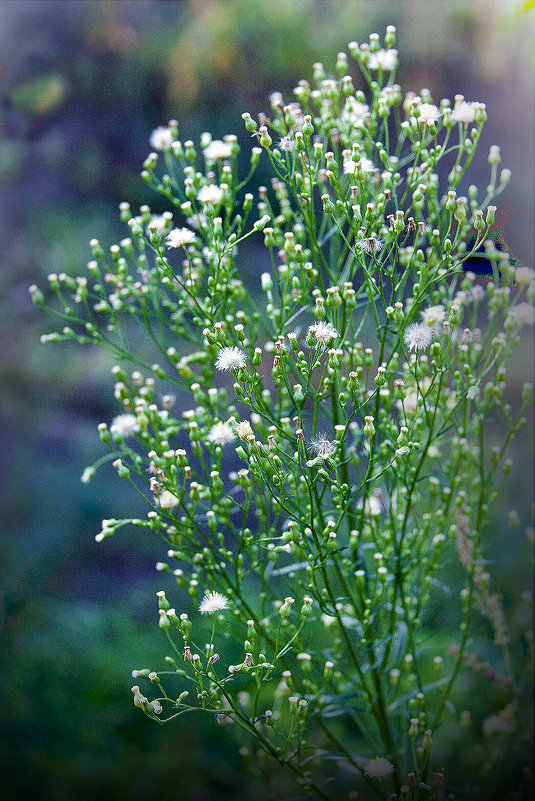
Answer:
[34,25,533,801]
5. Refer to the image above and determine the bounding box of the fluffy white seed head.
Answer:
[364,757,395,778]
[307,321,339,345]
[404,322,433,352]
[203,140,233,160]
[199,591,229,615]
[150,126,174,150]
[215,346,247,372]
[110,413,139,439]
[166,227,196,248]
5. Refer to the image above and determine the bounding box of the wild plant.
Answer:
[32,25,534,801]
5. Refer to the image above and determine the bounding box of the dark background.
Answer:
[0,2,533,799]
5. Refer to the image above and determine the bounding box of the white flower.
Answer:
[471,285,485,302]
[199,591,229,615]
[110,413,139,439]
[343,156,374,175]
[261,272,273,291]
[455,289,471,306]
[451,100,479,124]
[157,490,179,509]
[321,78,337,95]
[146,214,171,236]
[108,292,122,311]
[311,434,336,459]
[342,97,369,126]
[365,489,384,517]
[417,103,440,124]
[321,613,337,628]
[235,420,254,441]
[368,49,398,71]
[197,184,224,205]
[467,381,480,400]
[307,321,339,346]
[404,323,433,352]
[357,236,384,254]
[278,136,294,152]
[421,305,446,326]
[215,346,247,372]
[203,140,233,160]
[207,421,235,446]
[364,756,394,778]
[515,266,535,286]
[150,126,174,151]
[507,302,534,326]
[166,227,196,248]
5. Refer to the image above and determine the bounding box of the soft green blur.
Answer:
[1,1,533,799]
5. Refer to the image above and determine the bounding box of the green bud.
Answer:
[28,284,44,305]
[279,596,294,619]
[321,194,335,215]
[143,152,158,171]
[301,596,313,618]
[374,366,386,386]
[158,609,170,630]
[488,145,501,166]
[393,301,404,323]
[241,112,256,133]
[259,126,272,148]
[485,205,496,225]
[445,190,457,212]
[254,214,271,231]
[363,416,375,437]
[422,729,433,751]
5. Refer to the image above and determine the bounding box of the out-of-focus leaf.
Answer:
[10,74,67,114]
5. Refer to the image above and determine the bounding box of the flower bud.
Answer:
[473,209,485,231]
[158,609,170,629]
[422,729,433,751]
[323,660,334,680]
[385,25,396,48]
[485,205,496,225]
[241,112,256,133]
[488,145,501,165]
[363,416,376,437]
[279,596,294,619]
[321,194,335,214]
[259,126,272,148]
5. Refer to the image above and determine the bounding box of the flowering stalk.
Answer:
[34,25,534,801]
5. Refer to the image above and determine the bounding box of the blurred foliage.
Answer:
[0,600,255,801]
[9,72,67,115]
[0,0,533,799]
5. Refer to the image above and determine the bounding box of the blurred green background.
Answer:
[0,1,533,799]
